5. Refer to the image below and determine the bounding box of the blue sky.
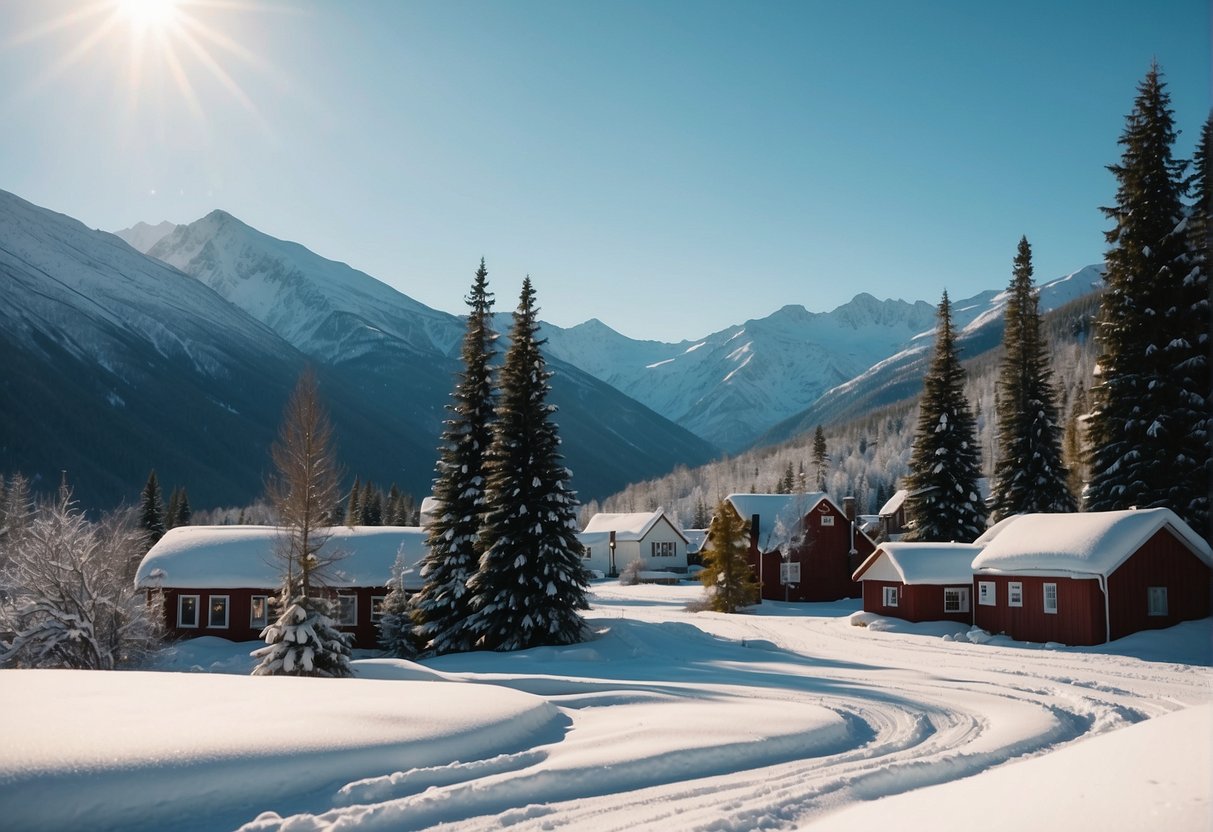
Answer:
[1,0,1208,340]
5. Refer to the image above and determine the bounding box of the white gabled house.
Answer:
[579,508,690,577]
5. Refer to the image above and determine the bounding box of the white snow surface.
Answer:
[971,508,1213,577]
[135,525,430,590]
[1,583,1208,831]
[853,542,983,585]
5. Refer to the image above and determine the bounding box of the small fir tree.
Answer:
[139,471,166,547]
[345,476,361,526]
[989,237,1077,520]
[697,500,759,613]
[377,549,417,658]
[465,277,591,651]
[252,369,352,678]
[811,426,829,490]
[1086,64,1208,534]
[413,260,499,655]
[905,291,987,542]
[778,462,795,494]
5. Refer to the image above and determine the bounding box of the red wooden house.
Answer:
[852,542,983,624]
[726,493,876,602]
[971,509,1213,645]
[135,525,429,648]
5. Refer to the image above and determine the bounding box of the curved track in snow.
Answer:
[240,587,1209,831]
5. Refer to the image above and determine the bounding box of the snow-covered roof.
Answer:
[878,489,908,517]
[972,509,1213,577]
[134,525,430,591]
[725,493,829,527]
[582,509,687,543]
[683,529,708,553]
[419,496,441,527]
[852,542,983,585]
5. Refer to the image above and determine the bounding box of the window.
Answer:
[208,595,229,628]
[883,586,899,607]
[336,595,357,627]
[1147,586,1168,617]
[820,515,835,527]
[250,595,269,629]
[583,546,592,560]
[650,541,676,557]
[978,581,996,606]
[1043,583,1058,614]
[1008,582,1023,608]
[944,587,969,613]
[178,595,199,628]
[371,595,387,623]
[780,562,801,584]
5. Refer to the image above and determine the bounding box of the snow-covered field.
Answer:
[1,583,1209,831]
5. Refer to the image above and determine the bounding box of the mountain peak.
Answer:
[113,219,179,254]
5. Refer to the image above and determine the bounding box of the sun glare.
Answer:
[116,0,182,32]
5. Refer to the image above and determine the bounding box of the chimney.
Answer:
[843,496,856,522]
[750,514,760,550]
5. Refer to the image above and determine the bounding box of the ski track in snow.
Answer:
[239,585,1208,832]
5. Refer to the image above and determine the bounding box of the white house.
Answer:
[579,509,690,576]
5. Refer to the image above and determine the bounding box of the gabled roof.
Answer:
[878,489,908,517]
[582,508,687,543]
[725,492,830,529]
[972,509,1213,578]
[134,525,430,591]
[852,542,983,585]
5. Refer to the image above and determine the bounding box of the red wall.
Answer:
[972,575,1105,645]
[1106,528,1213,640]
[862,580,972,624]
[748,501,874,602]
[152,586,388,649]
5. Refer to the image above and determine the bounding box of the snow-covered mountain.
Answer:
[114,220,178,254]
[541,269,1103,451]
[131,209,720,501]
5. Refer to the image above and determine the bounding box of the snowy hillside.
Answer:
[0,584,1207,830]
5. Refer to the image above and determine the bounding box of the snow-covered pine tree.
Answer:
[139,470,166,548]
[466,277,591,651]
[1086,64,1207,535]
[905,291,987,542]
[251,369,352,678]
[697,499,759,613]
[989,237,1077,521]
[345,476,361,526]
[377,548,417,657]
[412,259,498,655]
[812,425,829,490]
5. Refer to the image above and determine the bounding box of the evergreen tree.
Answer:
[175,489,191,527]
[778,462,795,494]
[989,237,1077,520]
[692,497,710,529]
[413,260,499,654]
[796,461,809,493]
[697,500,759,613]
[377,549,417,658]
[811,426,829,490]
[165,488,181,531]
[252,369,352,678]
[1086,64,1208,534]
[345,476,361,526]
[466,277,591,651]
[1063,387,1088,501]
[385,484,402,526]
[358,481,377,525]
[905,291,987,542]
[139,471,166,547]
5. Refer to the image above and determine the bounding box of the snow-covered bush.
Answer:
[378,549,417,657]
[251,594,352,677]
[618,559,648,586]
[0,491,162,670]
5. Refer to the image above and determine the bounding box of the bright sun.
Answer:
[116,0,182,32]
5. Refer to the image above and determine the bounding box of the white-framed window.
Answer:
[336,595,357,627]
[178,594,200,628]
[1147,586,1168,617]
[882,586,899,607]
[780,562,801,584]
[978,581,996,606]
[1043,583,1058,614]
[650,541,676,557]
[1008,582,1023,608]
[583,546,592,560]
[250,595,269,629]
[944,587,969,613]
[208,595,229,628]
[820,514,835,527]
[371,595,387,623]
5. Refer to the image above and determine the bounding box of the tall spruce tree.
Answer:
[466,277,590,651]
[697,500,759,613]
[905,291,987,542]
[1086,64,1208,534]
[1179,114,1211,534]
[139,471,166,547]
[811,425,829,490]
[412,260,499,654]
[989,237,1077,520]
